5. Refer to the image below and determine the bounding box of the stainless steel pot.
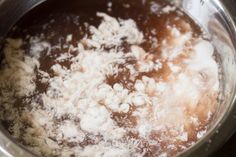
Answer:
[0,0,236,156]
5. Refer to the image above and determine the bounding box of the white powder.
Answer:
[29,37,51,59]
[0,39,39,97]
[159,153,168,157]
[85,12,143,49]
[162,5,176,13]
[0,10,219,157]
[80,105,114,133]
[66,34,73,43]
[197,130,207,139]
[80,142,130,157]
[162,30,192,61]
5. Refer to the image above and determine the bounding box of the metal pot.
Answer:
[0,0,236,156]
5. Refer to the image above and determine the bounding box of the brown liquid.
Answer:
[1,0,214,157]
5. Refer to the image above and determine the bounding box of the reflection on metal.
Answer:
[0,0,46,37]
[179,0,236,157]
[0,0,5,5]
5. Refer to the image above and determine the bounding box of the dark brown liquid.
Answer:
[2,0,207,157]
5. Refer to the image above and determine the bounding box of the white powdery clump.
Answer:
[85,12,143,48]
[0,38,39,97]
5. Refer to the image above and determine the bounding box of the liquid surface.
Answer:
[0,0,219,157]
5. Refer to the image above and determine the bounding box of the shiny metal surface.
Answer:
[179,0,236,156]
[0,0,236,156]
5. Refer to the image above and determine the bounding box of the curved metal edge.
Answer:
[0,0,46,54]
[179,0,236,156]
[1,0,236,157]
[0,1,46,157]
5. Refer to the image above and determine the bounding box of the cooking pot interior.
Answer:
[0,0,236,157]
